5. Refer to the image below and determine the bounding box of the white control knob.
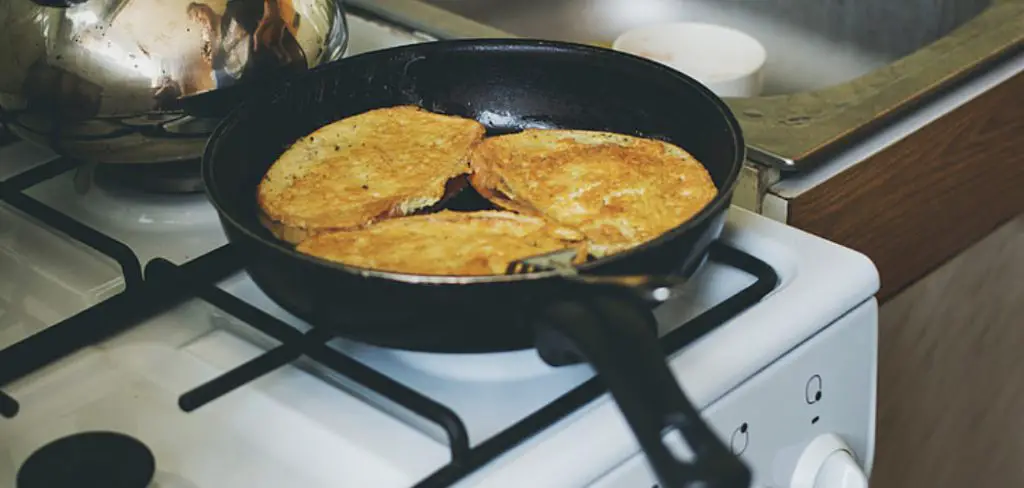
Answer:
[791,434,869,488]
[814,450,868,488]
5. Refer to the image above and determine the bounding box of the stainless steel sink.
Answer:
[419,0,991,95]
[348,0,1023,170]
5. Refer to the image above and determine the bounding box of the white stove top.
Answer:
[0,170,877,488]
[0,9,880,488]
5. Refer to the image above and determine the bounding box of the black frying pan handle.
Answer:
[533,288,751,488]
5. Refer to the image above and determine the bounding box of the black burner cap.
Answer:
[17,431,156,488]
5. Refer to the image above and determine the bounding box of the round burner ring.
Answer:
[17,431,156,488]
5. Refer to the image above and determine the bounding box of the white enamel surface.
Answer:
[0,203,124,350]
[0,139,224,267]
[0,299,450,488]
[25,171,227,266]
[0,142,53,182]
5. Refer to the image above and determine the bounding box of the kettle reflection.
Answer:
[0,0,348,164]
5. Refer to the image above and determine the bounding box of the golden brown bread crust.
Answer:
[295,210,587,276]
[469,129,718,257]
[257,105,485,244]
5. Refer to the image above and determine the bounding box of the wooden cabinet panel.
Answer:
[873,215,1024,488]
[788,72,1024,301]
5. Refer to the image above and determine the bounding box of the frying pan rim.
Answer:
[202,38,746,285]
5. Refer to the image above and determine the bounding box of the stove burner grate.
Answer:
[0,157,144,288]
[1,156,148,418]
[0,177,778,488]
[156,242,778,487]
[17,431,156,488]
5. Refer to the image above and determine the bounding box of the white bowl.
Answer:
[612,22,767,98]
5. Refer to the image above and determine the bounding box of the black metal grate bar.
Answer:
[411,242,780,488]
[661,244,780,353]
[2,191,143,289]
[200,279,474,464]
[0,288,149,389]
[0,157,146,289]
[0,390,18,418]
[178,327,334,412]
[144,257,474,465]
[303,340,474,465]
[0,245,242,415]
[0,157,79,191]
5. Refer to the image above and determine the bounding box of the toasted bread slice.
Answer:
[257,105,486,243]
[469,129,718,257]
[295,210,587,276]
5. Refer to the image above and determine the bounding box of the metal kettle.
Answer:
[0,0,348,164]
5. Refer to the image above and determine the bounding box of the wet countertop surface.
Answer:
[727,0,1024,169]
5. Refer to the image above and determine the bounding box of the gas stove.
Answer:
[0,10,880,488]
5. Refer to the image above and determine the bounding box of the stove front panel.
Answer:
[587,299,878,488]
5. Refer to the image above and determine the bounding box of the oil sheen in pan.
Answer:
[473,109,676,144]
[476,109,559,133]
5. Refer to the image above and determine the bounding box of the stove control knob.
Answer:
[791,434,868,488]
